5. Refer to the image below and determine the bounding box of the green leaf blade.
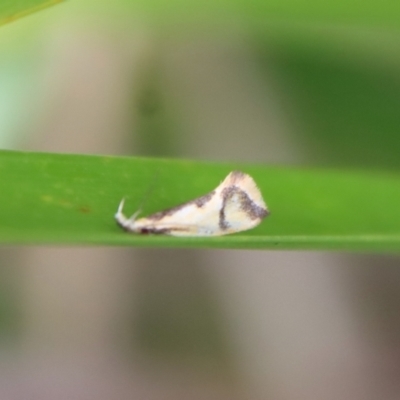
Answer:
[1,150,400,252]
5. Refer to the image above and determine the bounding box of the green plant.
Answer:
[2,0,400,253]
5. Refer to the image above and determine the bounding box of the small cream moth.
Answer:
[115,171,269,236]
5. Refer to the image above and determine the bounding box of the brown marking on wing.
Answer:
[192,190,215,207]
[146,190,216,221]
[219,206,230,230]
[219,186,268,230]
[139,226,190,235]
[139,227,170,234]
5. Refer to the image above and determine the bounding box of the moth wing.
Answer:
[215,171,268,234]
[220,190,263,233]
[126,171,268,237]
[161,184,266,235]
[142,222,224,236]
[134,194,223,236]
[219,171,267,210]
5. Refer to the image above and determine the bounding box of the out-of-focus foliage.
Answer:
[80,0,400,29]
[256,28,400,171]
[0,0,63,26]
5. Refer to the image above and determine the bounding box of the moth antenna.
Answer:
[136,170,160,211]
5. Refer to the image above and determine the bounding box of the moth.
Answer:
[115,171,269,236]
